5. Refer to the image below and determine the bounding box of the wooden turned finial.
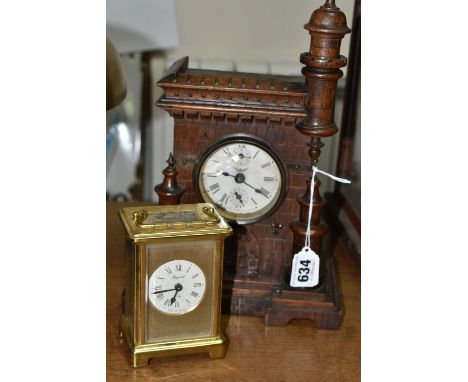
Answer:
[323,0,338,10]
[290,0,350,266]
[166,152,176,168]
[154,153,185,205]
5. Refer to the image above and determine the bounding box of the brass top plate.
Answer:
[119,203,232,242]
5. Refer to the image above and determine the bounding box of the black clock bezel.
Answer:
[192,133,289,225]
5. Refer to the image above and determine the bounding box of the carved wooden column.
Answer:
[290,0,350,267]
[154,153,185,205]
[265,0,350,328]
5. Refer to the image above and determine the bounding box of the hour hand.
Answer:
[170,284,183,305]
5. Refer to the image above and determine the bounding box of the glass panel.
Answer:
[124,240,135,335]
[145,240,216,343]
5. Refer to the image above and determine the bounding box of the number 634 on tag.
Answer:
[290,247,320,288]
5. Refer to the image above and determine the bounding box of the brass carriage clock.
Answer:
[119,203,232,367]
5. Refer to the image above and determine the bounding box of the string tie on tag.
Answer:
[304,167,351,248]
[290,166,351,288]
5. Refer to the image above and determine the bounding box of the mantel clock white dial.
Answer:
[193,134,288,224]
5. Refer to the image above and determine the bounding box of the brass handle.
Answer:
[133,207,220,229]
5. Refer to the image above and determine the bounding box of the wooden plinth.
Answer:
[265,256,341,328]
[221,255,342,329]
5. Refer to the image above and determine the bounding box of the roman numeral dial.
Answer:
[148,260,206,315]
[196,136,286,224]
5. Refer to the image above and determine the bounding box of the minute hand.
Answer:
[221,172,269,198]
[151,288,176,294]
[242,181,270,198]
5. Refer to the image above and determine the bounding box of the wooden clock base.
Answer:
[221,256,342,329]
[265,256,342,328]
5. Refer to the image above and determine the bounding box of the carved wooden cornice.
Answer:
[157,57,307,125]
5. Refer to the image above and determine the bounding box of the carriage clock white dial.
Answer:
[148,260,206,315]
[194,134,287,224]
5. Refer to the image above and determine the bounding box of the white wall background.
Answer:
[106,0,356,201]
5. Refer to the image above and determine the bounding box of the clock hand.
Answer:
[170,290,179,306]
[170,283,183,306]
[234,191,245,206]
[223,171,269,198]
[151,288,177,294]
[235,178,270,199]
[249,183,270,198]
[232,154,251,161]
[241,180,259,192]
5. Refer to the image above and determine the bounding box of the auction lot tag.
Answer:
[290,246,320,288]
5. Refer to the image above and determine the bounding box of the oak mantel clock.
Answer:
[156,0,350,329]
[119,203,232,367]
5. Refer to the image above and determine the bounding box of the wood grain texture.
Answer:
[155,1,352,320]
[107,202,360,381]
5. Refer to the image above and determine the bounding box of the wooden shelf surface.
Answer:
[107,202,360,381]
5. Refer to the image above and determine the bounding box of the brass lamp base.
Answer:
[119,315,228,367]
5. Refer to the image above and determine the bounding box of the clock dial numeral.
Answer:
[198,140,284,224]
[148,260,206,315]
[209,183,220,195]
[257,187,271,198]
[220,193,227,205]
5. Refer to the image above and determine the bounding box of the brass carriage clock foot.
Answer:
[119,203,232,367]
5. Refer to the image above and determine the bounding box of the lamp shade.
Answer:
[106,38,127,111]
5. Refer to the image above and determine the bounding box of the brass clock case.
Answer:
[193,133,289,225]
[118,203,232,367]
